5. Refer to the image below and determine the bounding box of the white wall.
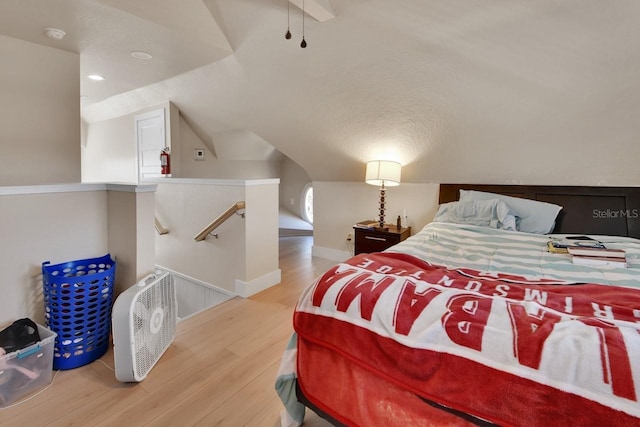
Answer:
[83,105,282,183]
[82,114,139,183]
[0,187,108,326]
[239,181,281,296]
[244,183,279,278]
[0,35,80,185]
[279,156,312,218]
[153,179,280,296]
[82,102,179,183]
[312,182,440,261]
[177,116,281,180]
[106,185,157,295]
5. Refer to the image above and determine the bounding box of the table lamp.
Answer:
[365,160,401,229]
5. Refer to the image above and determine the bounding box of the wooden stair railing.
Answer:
[155,217,169,235]
[194,201,246,242]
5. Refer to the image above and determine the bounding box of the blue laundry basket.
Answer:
[42,254,115,370]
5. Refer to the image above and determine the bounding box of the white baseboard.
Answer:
[235,269,282,298]
[311,245,351,262]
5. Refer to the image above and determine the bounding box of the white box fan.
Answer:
[112,271,177,382]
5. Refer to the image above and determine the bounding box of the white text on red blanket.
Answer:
[308,254,640,402]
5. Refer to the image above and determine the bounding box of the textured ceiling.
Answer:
[2,0,640,184]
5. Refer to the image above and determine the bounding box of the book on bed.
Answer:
[571,254,628,268]
[567,246,626,258]
[550,238,605,249]
[547,238,610,254]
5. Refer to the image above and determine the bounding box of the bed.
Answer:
[276,184,640,426]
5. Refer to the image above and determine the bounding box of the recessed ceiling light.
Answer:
[130,51,152,60]
[87,74,105,81]
[44,27,66,40]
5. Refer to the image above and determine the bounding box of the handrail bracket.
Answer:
[155,217,169,235]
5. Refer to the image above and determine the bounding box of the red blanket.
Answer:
[294,252,640,426]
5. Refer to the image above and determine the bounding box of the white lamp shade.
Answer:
[365,160,401,187]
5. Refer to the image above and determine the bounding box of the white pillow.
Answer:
[459,190,562,234]
[433,199,517,231]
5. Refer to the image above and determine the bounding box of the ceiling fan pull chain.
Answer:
[285,0,292,39]
[300,0,307,48]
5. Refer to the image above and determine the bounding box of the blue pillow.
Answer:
[433,199,517,231]
[459,190,562,234]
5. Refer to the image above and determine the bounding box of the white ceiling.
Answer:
[2,0,640,184]
[0,0,232,108]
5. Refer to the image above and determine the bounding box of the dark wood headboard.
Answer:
[439,184,640,239]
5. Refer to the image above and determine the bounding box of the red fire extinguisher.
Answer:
[160,147,171,175]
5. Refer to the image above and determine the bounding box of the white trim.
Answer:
[300,182,313,224]
[134,108,166,122]
[235,269,282,298]
[0,183,106,196]
[144,177,279,187]
[0,183,159,196]
[244,179,280,186]
[106,183,158,193]
[311,245,351,262]
[136,107,166,183]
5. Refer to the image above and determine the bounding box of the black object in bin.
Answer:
[0,318,40,353]
[42,254,115,370]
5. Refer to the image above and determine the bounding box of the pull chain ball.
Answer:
[285,0,292,39]
[300,0,307,48]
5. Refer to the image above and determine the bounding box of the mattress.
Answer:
[276,222,640,426]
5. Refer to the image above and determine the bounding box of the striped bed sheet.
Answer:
[389,221,640,288]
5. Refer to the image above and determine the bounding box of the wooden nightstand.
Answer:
[354,225,411,255]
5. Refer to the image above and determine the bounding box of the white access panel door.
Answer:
[136,109,166,181]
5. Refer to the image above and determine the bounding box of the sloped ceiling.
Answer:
[2,0,640,184]
[0,0,232,107]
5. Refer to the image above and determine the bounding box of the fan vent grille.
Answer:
[132,274,176,378]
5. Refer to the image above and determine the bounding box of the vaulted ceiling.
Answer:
[2,0,639,184]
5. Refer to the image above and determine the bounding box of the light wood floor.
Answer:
[0,236,336,427]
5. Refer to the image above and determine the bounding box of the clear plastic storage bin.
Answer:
[0,323,56,408]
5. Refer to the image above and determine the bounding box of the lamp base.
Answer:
[378,184,386,229]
